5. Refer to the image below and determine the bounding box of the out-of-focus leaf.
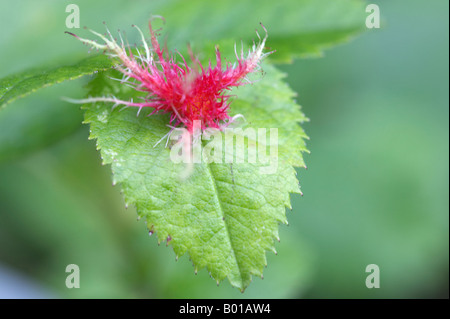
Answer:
[160,0,366,62]
[0,55,114,109]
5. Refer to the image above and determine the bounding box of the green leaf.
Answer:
[0,54,114,109]
[83,62,308,291]
[161,0,367,62]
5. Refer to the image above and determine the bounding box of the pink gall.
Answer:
[66,19,272,133]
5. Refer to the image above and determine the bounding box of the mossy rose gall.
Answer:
[66,19,272,133]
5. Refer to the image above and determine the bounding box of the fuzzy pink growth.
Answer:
[75,22,269,132]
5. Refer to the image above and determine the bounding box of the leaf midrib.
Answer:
[204,161,244,288]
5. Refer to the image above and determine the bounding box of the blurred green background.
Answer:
[0,0,448,298]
